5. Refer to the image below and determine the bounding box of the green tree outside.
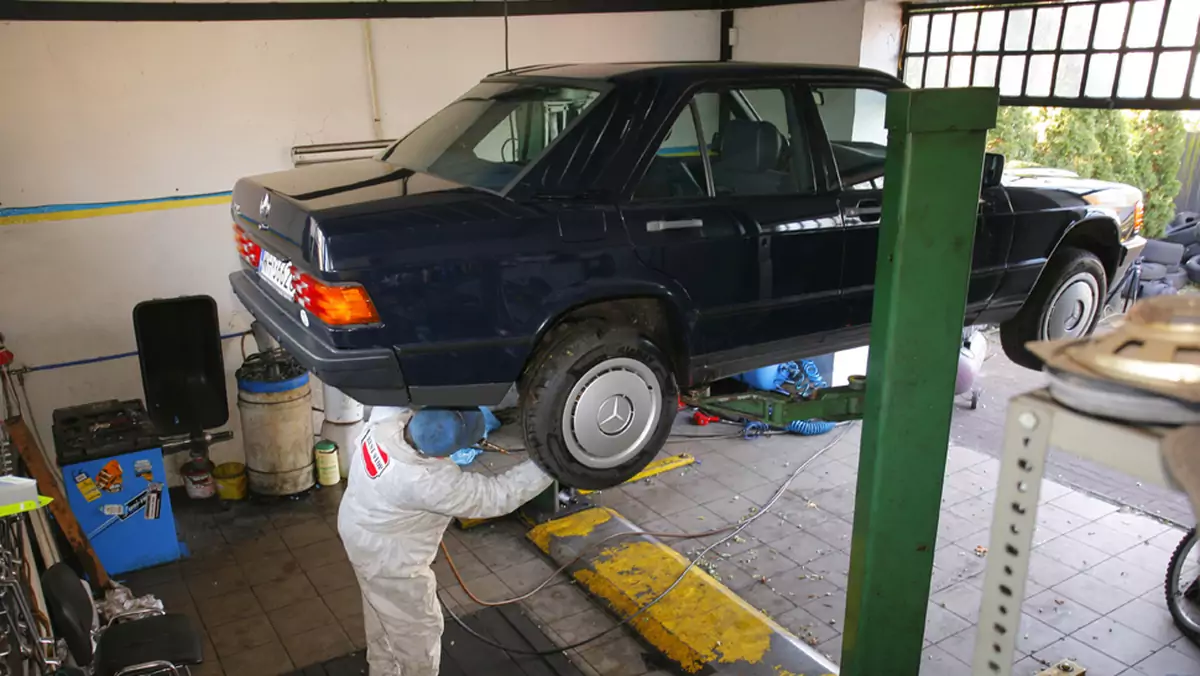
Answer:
[986,106,1187,238]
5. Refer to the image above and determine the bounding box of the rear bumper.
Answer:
[229,270,410,405]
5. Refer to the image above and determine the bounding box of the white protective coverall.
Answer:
[337,406,554,676]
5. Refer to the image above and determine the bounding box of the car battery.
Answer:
[53,399,180,575]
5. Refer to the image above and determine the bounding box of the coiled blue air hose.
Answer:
[734,358,837,437]
[741,421,771,439]
[786,419,837,436]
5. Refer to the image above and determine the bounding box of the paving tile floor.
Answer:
[122,411,1197,676]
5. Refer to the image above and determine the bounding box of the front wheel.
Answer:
[1000,247,1107,370]
[520,322,677,490]
[1166,527,1200,642]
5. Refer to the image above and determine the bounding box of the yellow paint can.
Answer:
[315,440,341,487]
[212,462,247,501]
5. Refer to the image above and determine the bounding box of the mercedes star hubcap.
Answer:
[562,358,661,470]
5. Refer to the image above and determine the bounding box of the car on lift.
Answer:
[229,62,1144,489]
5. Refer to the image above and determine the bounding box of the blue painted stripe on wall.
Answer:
[0,190,233,218]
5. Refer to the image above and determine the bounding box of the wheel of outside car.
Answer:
[1000,247,1107,370]
[1187,255,1200,284]
[520,322,677,490]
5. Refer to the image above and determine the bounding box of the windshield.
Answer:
[382,82,602,193]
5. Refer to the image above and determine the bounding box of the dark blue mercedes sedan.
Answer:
[230,62,1141,488]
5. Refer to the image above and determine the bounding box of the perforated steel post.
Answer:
[840,87,998,676]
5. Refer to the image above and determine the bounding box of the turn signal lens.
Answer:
[232,223,262,267]
[1133,200,1145,235]
[292,270,380,326]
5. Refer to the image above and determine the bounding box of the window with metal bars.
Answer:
[900,0,1200,110]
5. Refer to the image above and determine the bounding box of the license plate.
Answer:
[258,249,295,300]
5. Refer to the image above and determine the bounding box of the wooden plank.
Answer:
[5,416,109,589]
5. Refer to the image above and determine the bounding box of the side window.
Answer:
[634,86,817,200]
[633,96,710,200]
[812,87,889,190]
[711,87,815,197]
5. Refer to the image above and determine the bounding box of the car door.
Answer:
[715,83,845,350]
[810,84,1010,328]
[620,89,762,358]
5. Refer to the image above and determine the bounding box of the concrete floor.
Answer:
[122,400,1199,676]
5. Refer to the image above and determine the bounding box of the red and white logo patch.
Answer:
[361,432,391,479]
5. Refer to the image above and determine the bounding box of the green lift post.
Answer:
[840,87,999,675]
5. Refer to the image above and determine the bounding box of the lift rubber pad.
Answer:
[283,605,584,676]
[527,507,839,675]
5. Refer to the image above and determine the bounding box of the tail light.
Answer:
[1133,200,1145,235]
[233,223,262,267]
[292,269,380,326]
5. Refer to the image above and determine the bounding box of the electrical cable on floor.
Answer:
[438,422,856,656]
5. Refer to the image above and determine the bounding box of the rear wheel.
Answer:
[520,322,677,490]
[1166,527,1200,642]
[1001,247,1106,370]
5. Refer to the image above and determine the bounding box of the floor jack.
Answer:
[683,375,868,429]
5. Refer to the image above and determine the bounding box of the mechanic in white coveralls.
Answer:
[338,406,553,676]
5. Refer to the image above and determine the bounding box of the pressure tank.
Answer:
[319,384,365,480]
[236,352,315,496]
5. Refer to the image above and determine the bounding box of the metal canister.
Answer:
[237,352,315,496]
[315,440,340,487]
[181,458,216,499]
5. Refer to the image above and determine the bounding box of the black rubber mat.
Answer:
[285,605,585,676]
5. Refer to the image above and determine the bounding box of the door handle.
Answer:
[647,218,703,232]
[844,200,882,221]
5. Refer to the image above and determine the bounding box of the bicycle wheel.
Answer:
[1166,527,1200,641]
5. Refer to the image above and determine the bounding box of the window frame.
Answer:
[800,79,898,193]
[627,77,825,203]
[380,77,612,197]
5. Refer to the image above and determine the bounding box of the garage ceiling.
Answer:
[0,0,813,21]
[902,0,1200,110]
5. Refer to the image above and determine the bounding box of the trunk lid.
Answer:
[232,159,484,264]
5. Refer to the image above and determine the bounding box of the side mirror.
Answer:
[982,152,1005,188]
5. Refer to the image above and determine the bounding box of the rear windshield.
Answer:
[381,82,602,193]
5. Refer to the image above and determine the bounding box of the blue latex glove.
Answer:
[449,447,484,466]
[449,407,501,466]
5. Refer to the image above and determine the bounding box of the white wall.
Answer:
[0,11,719,483]
[732,0,866,66]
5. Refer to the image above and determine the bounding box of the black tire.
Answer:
[1187,255,1200,284]
[1000,247,1107,370]
[1143,238,1186,266]
[520,322,677,490]
[1167,266,1190,290]
[1141,262,1168,281]
[1165,527,1200,642]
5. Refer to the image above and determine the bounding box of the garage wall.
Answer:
[0,11,719,482]
[732,1,867,66]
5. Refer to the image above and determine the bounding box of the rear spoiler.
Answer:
[291,140,397,167]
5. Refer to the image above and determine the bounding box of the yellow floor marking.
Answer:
[576,453,696,495]
[574,539,773,673]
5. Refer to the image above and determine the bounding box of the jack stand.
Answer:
[518,482,592,526]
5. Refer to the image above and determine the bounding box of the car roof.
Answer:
[485,61,905,86]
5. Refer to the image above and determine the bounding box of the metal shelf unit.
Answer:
[972,388,1181,675]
